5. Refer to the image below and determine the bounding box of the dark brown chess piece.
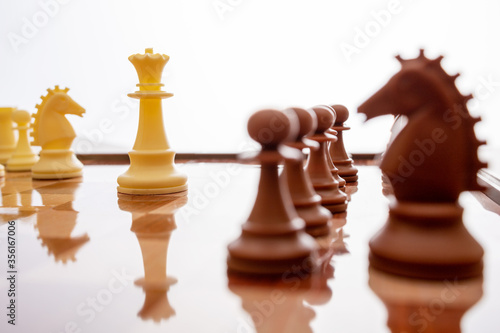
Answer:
[326,127,347,190]
[328,104,358,183]
[359,49,486,279]
[282,107,332,237]
[118,194,187,322]
[305,106,348,213]
[369,267,483,333]
[227,109,317,275]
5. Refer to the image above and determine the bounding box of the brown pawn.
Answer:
[306,106,347,213]
[326,128,347,190]
[282,107,332,237]
[227,109,317,275]
[329,104,358,183]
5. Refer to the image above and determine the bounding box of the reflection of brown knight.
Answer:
[369,268,483,333]
[118,194,187,322]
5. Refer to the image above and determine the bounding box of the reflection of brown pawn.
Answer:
[369,267,483,333]
[35,181,89,263]
[306,106,347,213]
[229,283,315,333]
[118,194,187,322]
[228,248,335,333]
[328,105,358,183]
[282,107,332,237]
[227,109,317,275]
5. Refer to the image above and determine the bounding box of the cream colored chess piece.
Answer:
[0,107,17,165]
[6,110,39,171]
[31,86,85,179]
[117,48,188,195]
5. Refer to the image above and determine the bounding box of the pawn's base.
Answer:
[117,185,188,195]
[0,148,15,165]
[334,159,358,183]
[341,175,358,182]
[369,201,484,279]
[32,149,83,180]
[227,232,317,275]
[117,149,188,195]
[295,196,332,238]
[323,202,348,213]
[6,153,39,172]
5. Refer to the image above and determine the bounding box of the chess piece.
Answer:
[0,163,4,178]
[118,194,187,322]
[0,107,17,164]
[117,48,187,195]
[359,49,486,279]
[282,107,332,237]
[31,86,85,179]
[328,104,358,183]
[227,109,317,275]
[326,128,346,190]
[305,106,347,213]
[369,268,483,333]
[6,110,39,171]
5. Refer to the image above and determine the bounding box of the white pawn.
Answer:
[7,110,39,171]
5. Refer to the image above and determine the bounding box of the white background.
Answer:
[1,0,499,155]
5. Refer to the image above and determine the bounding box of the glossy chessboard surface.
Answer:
[0,163,499,333]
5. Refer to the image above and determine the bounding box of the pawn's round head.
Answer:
[12,110,31,125]
[310,105,336,134]
[248,109,295,148]
[331,104,349,125]
[283,107,317,141]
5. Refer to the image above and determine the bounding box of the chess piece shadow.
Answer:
[369,267,483,333]
[118,193,187,322]
[34,179,89,263]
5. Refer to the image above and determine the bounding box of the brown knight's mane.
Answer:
[396,49,487,190]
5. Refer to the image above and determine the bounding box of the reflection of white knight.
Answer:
[31,86,85,179]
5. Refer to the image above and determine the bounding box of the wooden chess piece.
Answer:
[6,110,39,171]
[282,107,332,237]
[328,104,358,183]
[359,49,486,279]
[0,107,17,165]
[305,106,347,213]
[117,48,187,195]
[227,109,317,275]
[31,86,85,179]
